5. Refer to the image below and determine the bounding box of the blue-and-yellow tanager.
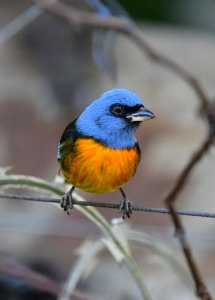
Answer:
[58,89,155,218]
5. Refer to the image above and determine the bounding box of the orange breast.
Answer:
[60,138,140,194]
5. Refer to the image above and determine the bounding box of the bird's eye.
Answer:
[110,104,125,116]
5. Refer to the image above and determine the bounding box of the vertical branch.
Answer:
[164,133,214,300]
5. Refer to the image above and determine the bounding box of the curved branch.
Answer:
[29,0,210,114]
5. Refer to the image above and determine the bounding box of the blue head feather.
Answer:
[76,89,145,149]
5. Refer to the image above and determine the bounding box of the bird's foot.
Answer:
[119,198,132,219]
[60,193,74,215]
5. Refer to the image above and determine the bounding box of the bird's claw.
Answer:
[60,194,73,215]
[119,198,132,219]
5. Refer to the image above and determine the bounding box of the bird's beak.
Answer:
[126,107,155,122]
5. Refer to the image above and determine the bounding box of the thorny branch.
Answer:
[18,1,215,299]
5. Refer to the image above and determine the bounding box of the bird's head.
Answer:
[77,89,155,149]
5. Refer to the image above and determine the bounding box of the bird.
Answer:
[58,89,155,219]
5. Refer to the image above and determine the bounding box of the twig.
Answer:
[0,192,215,218]
[0,256,92,300]
[0,5,42,46]
[165,133,215,206]
[29,0,210,114]
[164,133,214,300]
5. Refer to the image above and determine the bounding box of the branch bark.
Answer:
[164,133,214,300]
[29,0,211,113]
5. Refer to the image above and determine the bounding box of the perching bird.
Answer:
[58,89,155,218]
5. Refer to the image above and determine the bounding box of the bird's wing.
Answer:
[57,119,78,162]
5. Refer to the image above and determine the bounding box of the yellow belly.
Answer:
[60,138,140,194]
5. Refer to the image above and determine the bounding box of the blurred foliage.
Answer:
[118,0,215,30]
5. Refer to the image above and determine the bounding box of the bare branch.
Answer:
[0,256,92,300]
[165,133,215,205]
[29,0,210,114]
[164,133,215,300]
[0,5,42,46]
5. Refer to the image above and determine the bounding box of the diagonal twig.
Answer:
[0,256,93,300]
[29,0,210,114]
[164,133,214,300]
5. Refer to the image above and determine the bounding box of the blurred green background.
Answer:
[119,0,215,31]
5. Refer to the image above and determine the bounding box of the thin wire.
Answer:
[0,193,215,219]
